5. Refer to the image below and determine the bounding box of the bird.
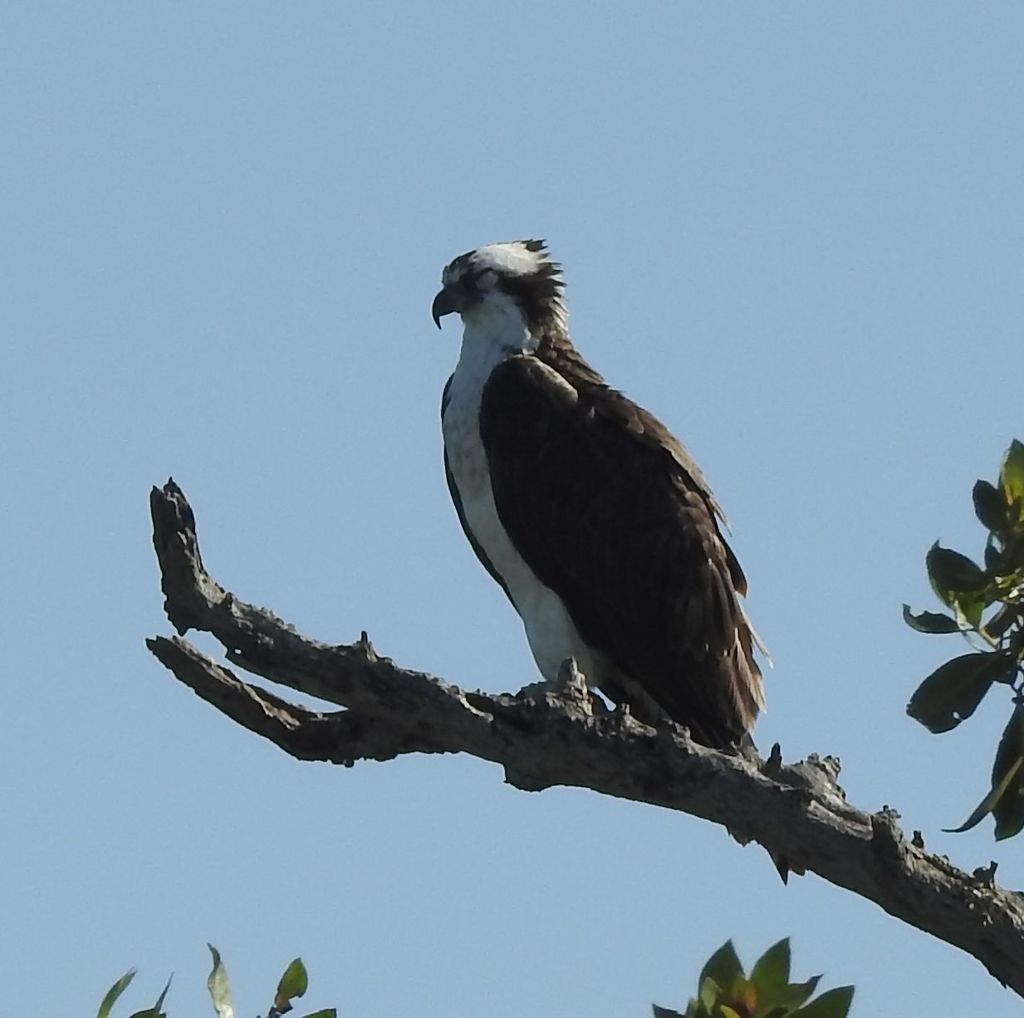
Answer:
[433,240,764,748]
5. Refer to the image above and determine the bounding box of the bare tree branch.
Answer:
[147,479,1024,998]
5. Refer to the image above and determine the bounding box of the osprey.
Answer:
[433,240,764,748]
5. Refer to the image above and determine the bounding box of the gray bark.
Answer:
[147,480,1024,998]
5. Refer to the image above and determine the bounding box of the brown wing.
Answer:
[479,353,763,747]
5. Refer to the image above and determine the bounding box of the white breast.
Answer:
[442,313,602,684]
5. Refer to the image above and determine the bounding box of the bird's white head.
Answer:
[431,240,566,338]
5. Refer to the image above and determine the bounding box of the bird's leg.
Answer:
[516,657,610,719]
[554,656,588,698]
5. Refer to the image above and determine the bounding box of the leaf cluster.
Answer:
[653,939,854,1018]
[96,947,336,1018]
[904,439,1024,838]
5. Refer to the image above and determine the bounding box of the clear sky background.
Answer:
[2,4,1022,1016]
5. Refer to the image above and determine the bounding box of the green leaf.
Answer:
[992,708,1024,840]
[925,544,994,626]
[1004,541,1024,575]
[946,744,1024,834]
[956,591,988,629]
[151,974,172,1017]
[973,480,1006,533]
[698,941,743,999]
[128,983,172,1018]
[728,976,757,1014]
[699,976,721,1011]
[792,985,854,1018]
[906,652,1011,733]
[1000,439,1024,523]
[983,603,1023,643]
[983,541,1007,575]
[206,945,235,1018]
[902,604,960,634]
[927,543,987,596]
[719,1008,742,1018]
[98,970,136,1018]
[274,958,309,1012]
[946,758,1023,833]
[750,938,790,996]
[758,975,821,1014]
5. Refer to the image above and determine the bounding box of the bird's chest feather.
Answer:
[442,338,543,614]
[442,365,504,543]
[442,321,521,502]
[442,383,490,496]
[440,321,607,687]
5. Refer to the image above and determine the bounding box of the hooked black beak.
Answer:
[431,287,457,329]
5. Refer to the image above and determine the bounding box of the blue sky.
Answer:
[2,3,1022,1015]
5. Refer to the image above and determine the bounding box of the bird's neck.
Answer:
[452,297,585,403]
[455,300,539,380]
